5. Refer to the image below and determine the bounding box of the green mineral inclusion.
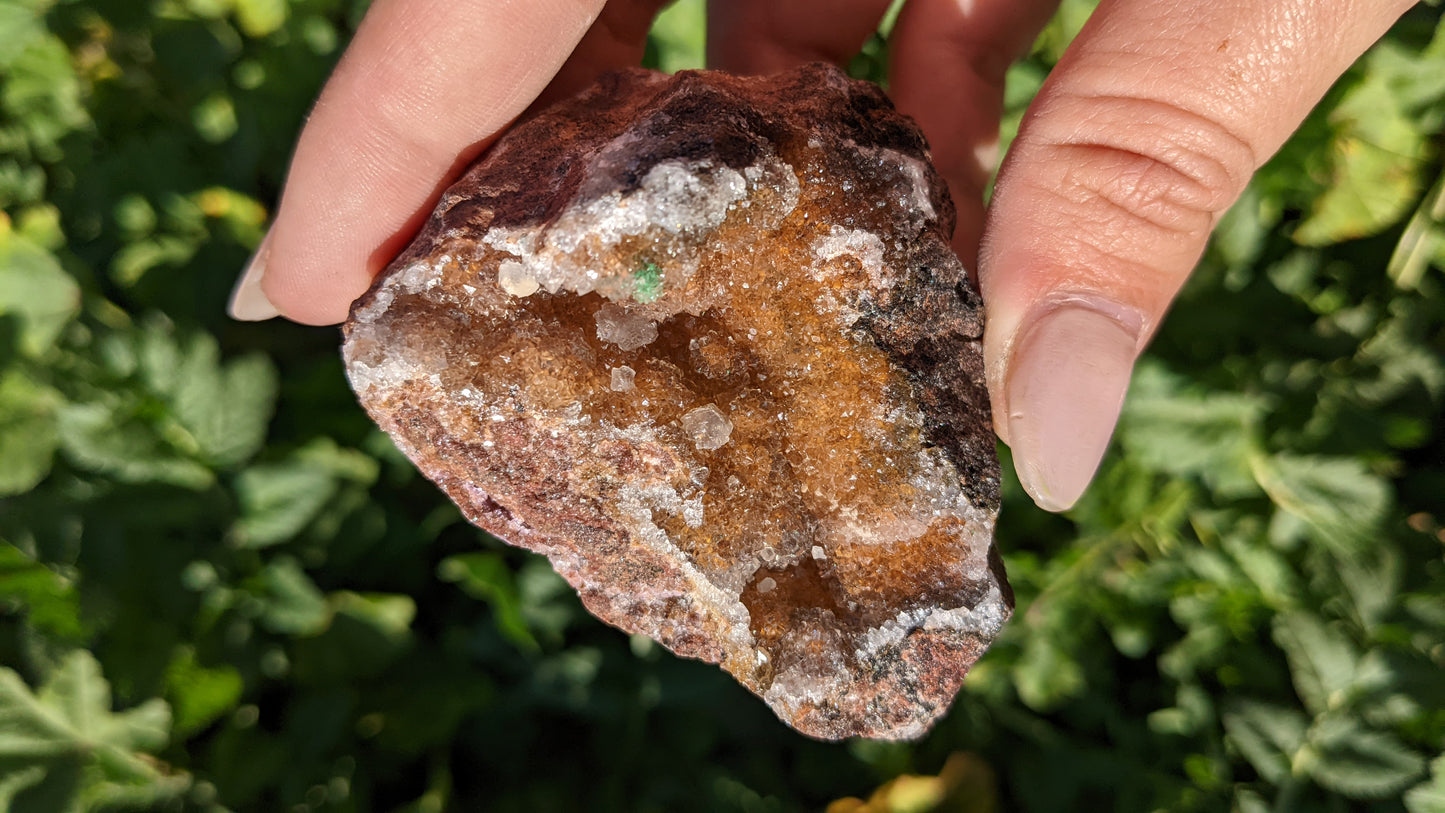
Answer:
[633,260,663,303]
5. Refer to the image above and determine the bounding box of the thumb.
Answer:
[981,0,1414,511]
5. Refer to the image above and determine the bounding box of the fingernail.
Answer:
[228,231,280,321]
[1005,305,1139,512]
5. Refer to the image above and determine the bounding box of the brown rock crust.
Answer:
[343,63,1010,740]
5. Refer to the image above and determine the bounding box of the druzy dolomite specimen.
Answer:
[342,64,1010,740]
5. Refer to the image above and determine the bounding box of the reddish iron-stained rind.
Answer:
[343,64,1010,740]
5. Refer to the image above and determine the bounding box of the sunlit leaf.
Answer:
[0,370,60,495]
[0,651,184,810]
[0,541,83,639]
[166,340,277,468]
[232,462,337,548]
[1221,699,1308,784]
[230,438,377,548]
[0,2,46,68]
[1012,636,1085,711]
[1309,722,1427,798]
[1030,0,1099,63]
[291,592,416,681]
[1406,754,1445,813]
[56,400,215,489]
[1271,613,1359,716]
[646,0,704,73]
[1,31,88,161]
[253,558,329,636]
[1331,547,1402,631]
[437,552,539,652]
[0,229,79,357]
[1120,362,1264,497]
[1294,62,1433,245]
[234,0,287,38]
[192,92,236,143]
[165,646,243,738]
[109,235,199,289]
[1251,454,1390,553]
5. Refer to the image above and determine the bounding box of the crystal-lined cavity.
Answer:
[342,64,1008,741]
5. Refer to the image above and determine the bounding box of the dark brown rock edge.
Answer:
[342,63,1011,740]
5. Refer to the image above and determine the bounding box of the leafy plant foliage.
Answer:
[0,0,1442,809]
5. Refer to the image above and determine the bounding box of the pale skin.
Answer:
[230,0,1418,511]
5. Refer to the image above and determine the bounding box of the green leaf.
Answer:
[646,0,704,73]
[1221,533,1298,607]
[61,325,277,483]
[1368,21,1445,111]
[167,343,277,468]
[0,2,46,69]
[2,761,80,813]
[1222,699,1308,784]
[1352,297,1445,406]
[514,557,585,645]
[438,552,539,652]
[1332,547,1402,631]
[331,591,414,639]
[1121,362,1265,496]
[230,438,377,548]
[1012,636,1085,712]
[1406,754,1445,813]
[253,558,329,636]
[164,647,243,738]
[56,401,214,489]
[0,369,60,495]
[1294,65,1432,245]
[1,29,88,163]
[0,229,79,357]
[0,651,181,810]
[1031,0,1100,63]
[109,235,200,289]
[1252,454,1390,553]
[1389,169,1445,289]
[1272,613,1360,716]
[232,438,380,552]
[231,462,338,548]
[40,656,170,753]
[234,0,287,38]
[1211,186,1275,269]
[0,541,83,639]
[0,765,47,811]
[1405,594,1445,628]
[15,205,63,251]
[1309,724,1427,798]
[131,325,278,466]
[191,92,236,143]
[292,592,416,682]
[1233,788,1270,813]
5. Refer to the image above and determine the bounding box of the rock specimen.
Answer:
[342,63,1010,740]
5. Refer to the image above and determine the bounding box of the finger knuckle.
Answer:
[1033,93,1258,239]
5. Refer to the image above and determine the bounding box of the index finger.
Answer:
[231,0,606,325]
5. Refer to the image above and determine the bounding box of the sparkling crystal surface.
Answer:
[342,64,1010,740]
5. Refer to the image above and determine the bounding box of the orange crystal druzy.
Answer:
[343,64,1010,740]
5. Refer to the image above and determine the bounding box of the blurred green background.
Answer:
[1,0,1443,810]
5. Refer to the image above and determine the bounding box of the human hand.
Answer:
[226,0,669,326]
[229,0,1418,513]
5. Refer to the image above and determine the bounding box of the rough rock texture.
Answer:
[342,64,1010,740]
